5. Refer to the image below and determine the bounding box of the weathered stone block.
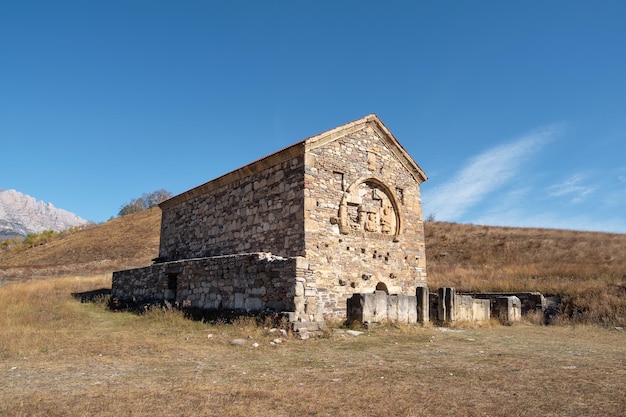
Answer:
[245,297,263,311]
[496,296,522,323]
[294,282,304,297]
[438,287,456,323]
[415,285,429,323]
[471,299,490,322]
[399,294,418,323]
[294,256,309,270]
[387,295,399,321]
[346,292,418,324]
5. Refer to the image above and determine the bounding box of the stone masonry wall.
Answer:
[112,253,310,317]
[303,123,427,319]
[158,153,306,261]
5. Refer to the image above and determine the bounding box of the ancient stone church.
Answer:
[112,114,428,324]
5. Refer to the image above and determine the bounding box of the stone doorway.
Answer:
[165,273,178,303]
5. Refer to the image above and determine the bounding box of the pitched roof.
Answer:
[303,114,427,183]
[160,114,427,210]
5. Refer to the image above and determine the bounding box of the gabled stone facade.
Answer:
[112,114,428,323]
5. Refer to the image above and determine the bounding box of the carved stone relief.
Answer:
[335,178,401,241]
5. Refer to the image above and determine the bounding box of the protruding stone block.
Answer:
[294,256,309,270]
[294,282,304,296]
[496,296,522,323]
[346,292,418,325]
[397,294,412,323]
[471,298,490,322]
[438,287,456,323]
[415,285,429,323]
[387,295,399,321]
[234,292,245,309]
[373,290,388,322]
[245,297,263,311]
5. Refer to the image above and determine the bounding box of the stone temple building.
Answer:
[112,114,429,324]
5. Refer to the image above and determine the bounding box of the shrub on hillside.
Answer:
[22,230,56,248]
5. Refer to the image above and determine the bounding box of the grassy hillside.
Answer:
[0,208,161,280]
[425,222,626,289]
[1,210,624,324]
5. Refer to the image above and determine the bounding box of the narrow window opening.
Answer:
[333,171,345,191]
[396,187,404,204]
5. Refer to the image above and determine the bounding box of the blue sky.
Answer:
[2,1,625,233]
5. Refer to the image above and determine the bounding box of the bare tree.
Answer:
[118,189,172,217]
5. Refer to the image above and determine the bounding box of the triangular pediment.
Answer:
[303,114,427,183]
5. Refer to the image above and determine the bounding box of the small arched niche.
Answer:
[375,282,389,294]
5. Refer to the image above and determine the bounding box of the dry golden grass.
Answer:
[426,222,626,282]
[1,276,625,416]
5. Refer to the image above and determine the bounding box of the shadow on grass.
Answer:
[71,288,112,302]
[72,292,292,328]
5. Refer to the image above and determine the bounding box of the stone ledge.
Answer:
[292,321,327,332]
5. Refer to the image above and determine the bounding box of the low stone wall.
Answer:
[430,288,527,324]
[453,294,491,323]
[346,287,498,326]
[346,291,418,324]
[112,253,310,318]
[462,292,546,315]
[429,288,491,323]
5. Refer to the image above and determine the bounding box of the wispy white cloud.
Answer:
[547,172,596,203]
[601,169,626,208]
[423,125,563,221]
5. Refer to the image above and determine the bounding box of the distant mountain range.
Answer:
[0,189,90,240]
